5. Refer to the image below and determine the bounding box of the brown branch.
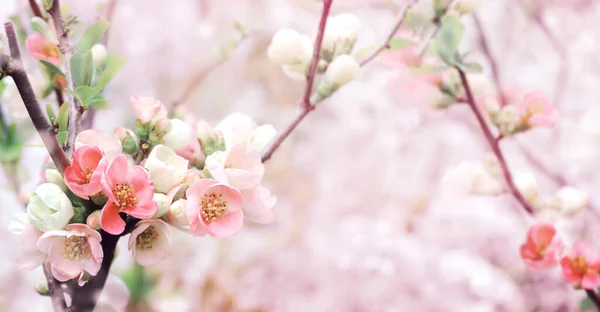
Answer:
[359,0,418,67]
[473,14,508,107]
[48,0,80,155]
[586,290,600,311]
[260,0,333,162]
[456,67,534,214]
[3,22,70,174]
[29,0,43,18]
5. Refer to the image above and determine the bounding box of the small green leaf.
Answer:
[439,15,463,56]
[410,63,446,75]
[459,62,483,74]
[74,86,107,109]
[31,17,58,44]
[39,60,66,78]
[388,38,414,50]
[57,102,69,133]
[95,54,125,90]
[76,20,109,52]
[81,50,95,86]
[70,52,84,87]
[0,79,6,97]
[580,297,593,311]
[41,83,55,99]
[45,104,57,125]
[430,40,456,66]
[56,131,68,146]
[43,0,54,10]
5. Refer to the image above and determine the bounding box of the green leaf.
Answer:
[580,297,594,311]
[388,38,414,50]
[459,62,483,74]
[70,52,84,87]
[0,79,6,97]
[57,102,69,133]
[81,50,95,86]
[95,54,125,90]
[439,15,463,56]
[430,40,456,66]
[76,20,109,52]
[43,0,54,10]
[45,104,57,125]
[41,83,55,99]
[74,86,107,109]
[39,60,66,78]
[56,131,68,146]
[121,264,155,301]
[30,17,58,44]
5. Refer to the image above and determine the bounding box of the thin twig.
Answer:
[260,0,333,162]
[586,290,600,311]
[472,14,508,107]
[359,0,418,67]
[49,0,80,155]
[456,67,534,214]
[3,23,70,174]
[29,0,43,18]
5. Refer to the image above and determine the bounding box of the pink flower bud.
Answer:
[517,91,560,128]
[130,96,168,125]
[86,210,102,230]
[520,222,563,270]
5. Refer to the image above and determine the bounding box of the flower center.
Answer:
[113,183,138,211]
[41,42,60,59]
[573,256,590,275]
[63,236,91,260]
[136,225,158,250]
[523,101,545,121]
[201,193,228,223]
[80,166,93,184]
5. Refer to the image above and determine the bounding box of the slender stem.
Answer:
[261,107,310,162]
[359,0,418,67]
[472,14,508,107]
[456,67,534,214]
[3,22,70,174]
[29,0,43,18]
[43,265,69,312]
[54,87,64,107]
[48,0,80,155]
[586,290,600,311]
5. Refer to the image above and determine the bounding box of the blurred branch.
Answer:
[456,67,534,214]
[49,0,80,155]
[2,22,70,174]
[261,0,333,162]
[586,290,600,310]
[473,14,508,107]
[29,0,43,18]
[171,32,252,110]
[359,0,418,67]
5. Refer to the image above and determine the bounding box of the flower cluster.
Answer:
[267,13,361,100]
[10,97,277,284]
[521,223,600,290]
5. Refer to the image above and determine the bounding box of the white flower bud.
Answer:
[91,43,108,67]
[44,168,67,192]
[556,187,589,216]
[165,199,188,226]
[27,183,74,232]
[325,55,360,87]
[515,172,537,202]
[456,0,485,15]
[162,119,193,151]
[322,13,361,54]
[248,125,277,152]
[144,145,188,193]
[86,210,102,230]
[152,193,171,218]
[267,29,313,66]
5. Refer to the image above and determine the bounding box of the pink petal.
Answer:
[206,184,244,212]
[530,223,556,247]
[125,201,158,220]
[582,273,600,290]
[127,165,154,202]
[241,187,276,224]
[100,201,126,235]
[205,209,244,237]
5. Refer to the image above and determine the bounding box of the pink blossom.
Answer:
[64,146,105,199]
[36,224,103,285]
[240,186,276,224]
[8,213,45,270]
[25,32,60,66]
[75,129,122,158]
[520,222,563,270]
[128,219,171,266]
[517,91,560,127]
[130,96,167,125]
[100,155,158,235]
[176,136,205,167]
[205,144,265,190]
[560,241,600,289]
[186,179,244,237]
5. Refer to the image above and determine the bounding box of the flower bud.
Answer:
[86,210,102,230]
[148,118,172,144]
[130,96,168,125]
[27,183,74,232]
[556,187,589,216]
[165,199,188,226]
[162,119,193,151]
[144,145,188,193]
[197,120,225,156]
[267,29,312,66]
[515,172,537,203]
[325,55,360,88]
[248,125,277,152]
[35,281,49,296]
[114,126,139,155]
[322,13,361,57]
[152,193,171,218]
[196,119,217,142]
[44,168,67,192]
[91,43,108,67]
[183,169,203,186]
[456,0,485,15]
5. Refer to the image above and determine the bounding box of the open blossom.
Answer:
[517,91,560,127]
[64,146,105,199]
[205,144,265,190]
[37,224,103,285]
[144,145,189,193]
[101,155,158,235]
[520,223,563,270]
[27,183,74,232]
[75,129,122,158]
[560,241,600,289]
[8,213,45,270]
[25,32,60,66]
[128,219,171,266]
[216,113,277,151]
[130,96,167,125]
[186,179,244,237]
